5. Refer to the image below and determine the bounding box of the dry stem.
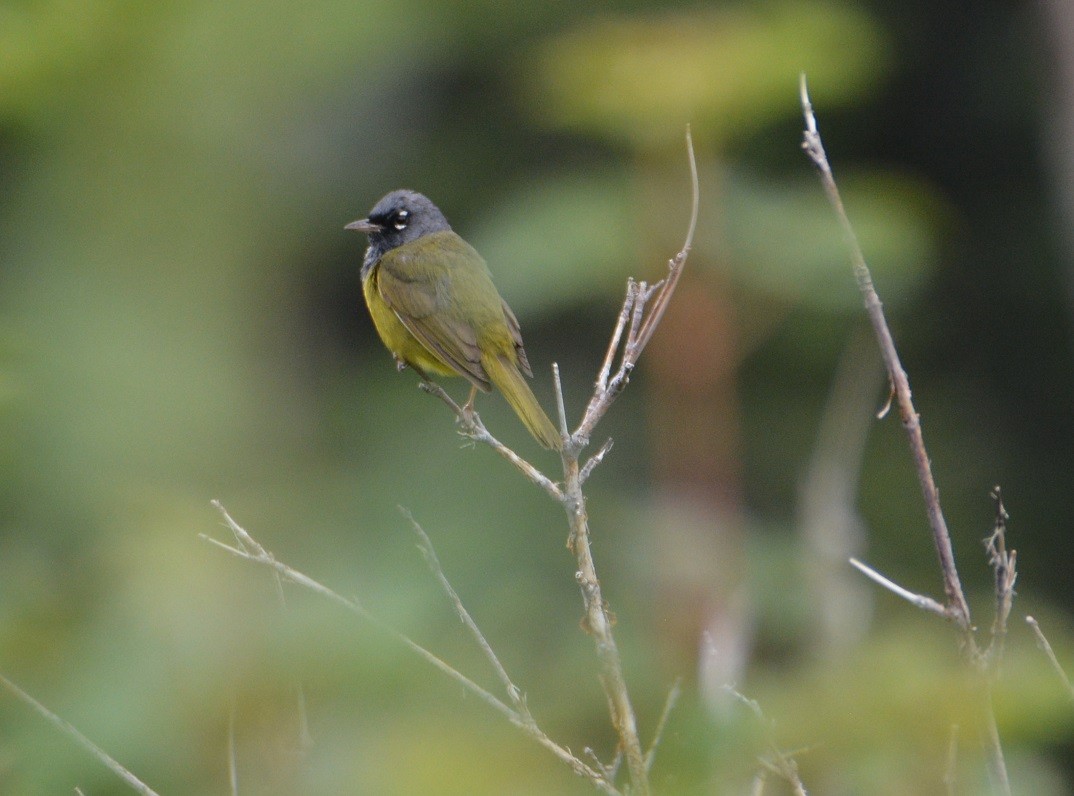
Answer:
[799,75,972,634]
[413,128,699,794]
[0,672,161,796]
[208,129,698,795]
[801,74,1013,794]
[1026,616,1074,701]
[204,501,619,794]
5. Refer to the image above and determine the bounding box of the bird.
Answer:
[345,189,562,450]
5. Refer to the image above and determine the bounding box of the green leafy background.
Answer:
[1,0,1072,793]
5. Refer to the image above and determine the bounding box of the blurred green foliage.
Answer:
[1,0,1072,793]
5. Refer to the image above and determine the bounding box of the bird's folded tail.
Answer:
[483,354,563,451]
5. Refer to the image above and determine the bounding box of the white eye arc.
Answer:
[393,209,410,231]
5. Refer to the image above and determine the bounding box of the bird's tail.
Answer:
[484,354,563,450]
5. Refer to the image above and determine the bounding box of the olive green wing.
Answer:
[499,298,533,378]
[376,234,493,390]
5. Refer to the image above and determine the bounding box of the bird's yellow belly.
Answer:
[363,270,457,378]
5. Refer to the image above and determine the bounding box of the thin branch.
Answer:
[644,678,682,772]
[205,503,513,722]
[0,672,161,796]
[1026,616,1074,701]
[595,280,636,394]
[724,686,809,796]
[800,74,973,634]
[204,502,619,795]
[544,127,698,796]
[552,362,569,440]
[418,382,564,502]
[579,438,614,484]
[849,558,949,618]
[574,126,699,446]
[984,486,1017,663]
[401,507,527,713]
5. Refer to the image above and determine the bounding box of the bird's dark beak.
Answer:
[345,218,380,233]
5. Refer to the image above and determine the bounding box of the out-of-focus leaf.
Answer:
[524,0,888,148]
[470,173,640,314]
[723,169,944,309]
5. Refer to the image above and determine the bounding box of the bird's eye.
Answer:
[393,209,409,231]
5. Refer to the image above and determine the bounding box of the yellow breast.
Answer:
[363,266,458,378]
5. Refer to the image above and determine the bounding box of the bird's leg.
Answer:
[395,356,408,372]
[462,385,478,415]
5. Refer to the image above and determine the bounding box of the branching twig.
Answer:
[801,75,1013,794]
[799,75,973,635]
[212,128,698,796]
[724,686,809,796]
[204,501,619,795]
[984,486,1017,663]
[0,672,161,796]
[549,130,698,796]
[574,128,699,448]
[419,381,564,502]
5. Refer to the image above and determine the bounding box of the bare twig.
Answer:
[0,671,161,796]
[204,502,619,795]
[579,438,614,485]
[419,382,564,502]
[848,558,948,618]
[724,686,809,796]
[552,362,569,440]
[401,507,526,713]
[1026,616,1074,701]
[595,280,636,394]
[540,128,698,796]
[644,678,682,772]
[985,486,1017,663]
[801,75,1015,792]
[800,75,972,634]
[574,126,699,447]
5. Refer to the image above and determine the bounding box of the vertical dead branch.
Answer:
[799,75,972,634]
[800,75,1013,795]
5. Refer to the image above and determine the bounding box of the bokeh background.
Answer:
[3,0,1074,793]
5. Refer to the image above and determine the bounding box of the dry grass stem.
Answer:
[1026,616,1074,701]
[0,672,161,796]
[401,507,526,711]
[984,487,1017,662]
[724,686,809,796]
[645,678,683,772]
[204,501,620,794]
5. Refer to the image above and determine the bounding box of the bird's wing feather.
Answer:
[376,241,492,390]
[500,298,533,377]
